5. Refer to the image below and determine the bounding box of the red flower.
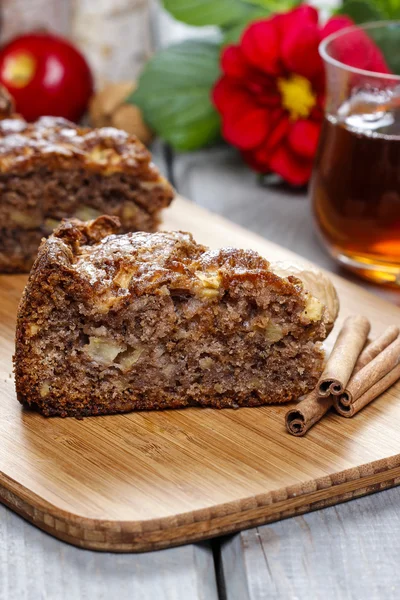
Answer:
[212,6,389,186]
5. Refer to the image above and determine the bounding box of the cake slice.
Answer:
[14,217,332,417]
[0,116,174,273]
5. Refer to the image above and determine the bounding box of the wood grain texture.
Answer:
[1,197,400,552]
[0,504,218,600]
[219,485,400,600]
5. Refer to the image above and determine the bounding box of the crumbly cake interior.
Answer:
[1,169,170,229]
[0,117,174,272]
[0,228,43,273]
[15,218,327,417]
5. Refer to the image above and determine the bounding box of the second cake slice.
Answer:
[15,217,331,417]
[0,116,174,272]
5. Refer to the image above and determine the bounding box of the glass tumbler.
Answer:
[310,22,400,285]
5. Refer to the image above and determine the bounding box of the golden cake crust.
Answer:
[40,216,314,308]
[14,218,331,417]
[0,116,169,184]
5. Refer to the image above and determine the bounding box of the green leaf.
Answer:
[373,0,400,18]
[368,24,400,74]
[221,0,298,45]
[130,41,221,151]
[241,0,297,10]
[222,6,271,45]
[338,0,400,20]
[161,0,249,26]
[336,0,385,22]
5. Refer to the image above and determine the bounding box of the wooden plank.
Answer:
[219,486,400,600]
[0,503,218,600]
[174,149,400,598]
[2,197,400,552]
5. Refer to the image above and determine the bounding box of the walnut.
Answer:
[89,81,153,145]
[9,210,42,228]
[112,104,152,145]
[113,265,134,289]
[117,347,143,372]
[300,293,324,323]
[43,218,61,233]
[90,82,135,123]
[121,202,139,221]
[94,294,122,314]
[198,287,219,299]
[264,321,284,342]
[74,206,102,222]
[87,147,121,173]
[199,357,213,369]
[140,181,163,191]
[270,262,339,332]
[83,336,126,365]
[27,323,40,337]
[252,315,284,341]
[163,364,176,377]
[195,270,221,299]
[39,381,50,398]
[195,270,221,289]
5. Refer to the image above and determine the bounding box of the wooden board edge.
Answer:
[3,197,400,552]
[2,458,400,552]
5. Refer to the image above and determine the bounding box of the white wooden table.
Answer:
[1,145,400,600]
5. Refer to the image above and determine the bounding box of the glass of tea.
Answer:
[311,22,400,285]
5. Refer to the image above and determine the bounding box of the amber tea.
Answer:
[313,20,400,285]
[311,99,400,285]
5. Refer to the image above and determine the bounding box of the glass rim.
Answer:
[319,20,400,81]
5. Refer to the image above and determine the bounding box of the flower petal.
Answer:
[288,120,321,159]
[212,77,245,112]
[241,17,282,76]
[241,110,292,172]
[320,16,353,39]
[244,74,281,106]
[265,110,290,153]
[241,144,271,173]
[221,45,249,79]
[286,5,319,26]
[269,144,312,186]
[223,107,270,150]
[212,77,271,151]
[281,23,323,80]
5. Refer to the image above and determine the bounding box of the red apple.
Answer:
[0,32,93,122]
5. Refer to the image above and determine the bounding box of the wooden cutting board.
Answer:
[1,196,400,553]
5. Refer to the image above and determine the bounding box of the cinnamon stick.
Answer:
[285,389,332,436]
[334,336,400,416]
[335,363,400,418]
[318,315,370,397]
[353,325,399,374]
[286,315,371,436]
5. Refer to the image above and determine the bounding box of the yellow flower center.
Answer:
[277,74,316,120]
